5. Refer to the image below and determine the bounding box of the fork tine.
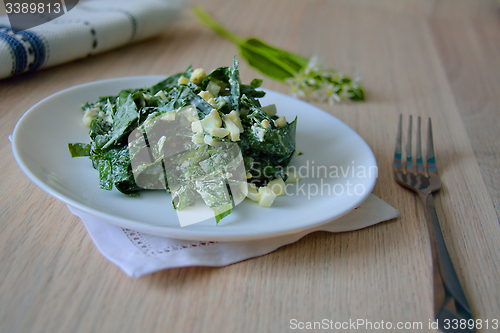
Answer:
[427,118,438,174]
[406,115,413,172]
[394,114,403,172]
[416,117,424,174]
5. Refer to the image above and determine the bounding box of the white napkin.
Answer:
[68,194,399,278]
[0,0,186,79]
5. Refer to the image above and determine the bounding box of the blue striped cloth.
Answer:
[0,0,186,79]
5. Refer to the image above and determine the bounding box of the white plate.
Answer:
[12,76,377,241]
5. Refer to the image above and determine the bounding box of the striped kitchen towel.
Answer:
[0,0,186,79]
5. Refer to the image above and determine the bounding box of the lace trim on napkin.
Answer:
[122,228,216,257]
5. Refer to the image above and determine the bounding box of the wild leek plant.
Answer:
[193,6,365,104]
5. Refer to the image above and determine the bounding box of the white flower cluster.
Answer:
[285,56,364,105]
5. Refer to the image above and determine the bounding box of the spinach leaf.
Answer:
[201,58,240,113]
[149,67,193,95]
[98,158,113,190]
[68,143,91,157]
[101,94,139,150]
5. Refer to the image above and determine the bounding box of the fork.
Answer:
[394,115,474,332]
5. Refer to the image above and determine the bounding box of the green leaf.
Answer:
[349,86,365,101]
[101,94,139,150]
[201,59,241,112]
[243,117,297,163]
[68,143,91,157]
[214,204,232,224]
[239,38,308,81]
[107,147,142,195]
[193,7,307,82]
[195,180,233,220]
[250,78,262,88]
[193,6,365,101]
[185,89,214,117]
[245,38,308,72]
[229,58,241,111]
[98,158,113,190]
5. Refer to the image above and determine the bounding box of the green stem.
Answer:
[193,7,245,46]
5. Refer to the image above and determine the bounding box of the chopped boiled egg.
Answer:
[201,109,222,129]
[223,115,241,141]
[178,76,189,85]
[258,186,277,207]
[267,178,286,196]
[246,183,260,202]
[275,115,287,128]
[227,110,244,132]
[190,68,206,84]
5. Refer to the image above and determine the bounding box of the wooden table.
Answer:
[1,0,499,332]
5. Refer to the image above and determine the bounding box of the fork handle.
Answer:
[420,193,474,331]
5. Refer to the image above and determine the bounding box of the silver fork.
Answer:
[394,115,474,332]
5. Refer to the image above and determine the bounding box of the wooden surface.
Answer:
[1,0,500,332]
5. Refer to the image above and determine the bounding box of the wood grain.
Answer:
[1,0,499,332]
[429,4,500,221]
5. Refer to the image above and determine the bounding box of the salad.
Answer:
[68,59,297,223]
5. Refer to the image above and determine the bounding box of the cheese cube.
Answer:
[82,108,98,126]
[227,110,244,132]
[190,68,206,84]
[82,116,92,127]
[206,80,221,97]
[267,178,286,196]
[191,120,203,133]
[154,90,168,102]
[178,76,189,85]
[198,90,218,107]
[160,111,176,122]
[258,187,277,207]
[275,116,287,128]
[262,104,277,117]
[192,133,205,144]
[252,125,266,142]
[201,109,222,128]
[246,183,260,202]
[206,127,230,138]
[198,90,214,102]
[179,105,198,122]
[207,98,219,108]
[204,134,223,147]
[223,115,241,141]
[83,108,98,118]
